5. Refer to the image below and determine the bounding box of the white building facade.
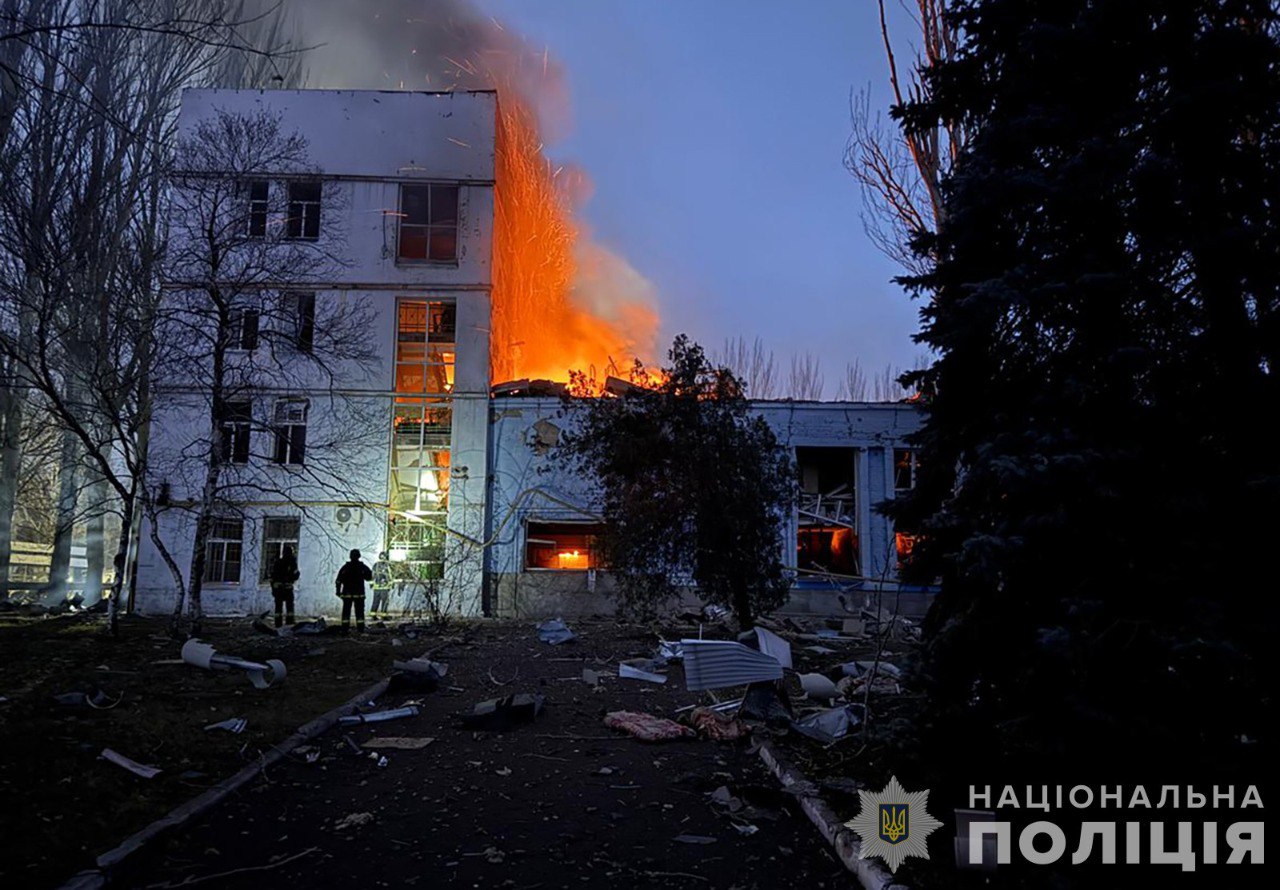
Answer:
[135,89,929,621]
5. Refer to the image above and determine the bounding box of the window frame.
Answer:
[204,517,244,584]
[271,398,309,466]
[259,516,301,583]
[217,399,252,465]
[286,180,322,240]
[893,448,918,495]
[228,306,260,351]
[286,291,316,353]
[524,520,606,572]
[246,179,269,238]
[396,183,460,264]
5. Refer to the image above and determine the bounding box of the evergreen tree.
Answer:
[560,336,794,627]
[892,0,1279,778]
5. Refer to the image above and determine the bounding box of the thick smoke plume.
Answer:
[278,0,661,384]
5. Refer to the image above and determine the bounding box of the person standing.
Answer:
[371,551,394,621]
[270,545,300,628]
[335,548,372,633]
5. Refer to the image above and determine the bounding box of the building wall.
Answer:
[484,397,928,619]
[134,89,496,618]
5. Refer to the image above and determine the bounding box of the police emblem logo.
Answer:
[846,776,942,873]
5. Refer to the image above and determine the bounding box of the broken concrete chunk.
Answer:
[460,693,545,731]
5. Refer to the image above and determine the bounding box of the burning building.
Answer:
[134,88,927,620]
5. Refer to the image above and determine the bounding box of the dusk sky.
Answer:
[475,0,924,383]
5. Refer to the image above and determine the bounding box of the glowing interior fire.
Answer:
[488,84,657,386]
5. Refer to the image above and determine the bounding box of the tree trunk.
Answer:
[0,378,24,598]
[46,427,81,602]
[82,475,108,604]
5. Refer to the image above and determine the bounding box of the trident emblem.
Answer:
[879,804,909,844]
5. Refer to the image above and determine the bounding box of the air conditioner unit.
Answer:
[334,505,363,529]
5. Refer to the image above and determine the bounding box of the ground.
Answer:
[2,613,923,889]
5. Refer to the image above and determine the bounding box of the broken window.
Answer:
[283,291,315,352]
[228,306,259,351]
[893,448,917,493]
[204,518,244,583]
[395,300,456,395]
[795,447,858,577]
[286,180,321,240]
[271,399,308,465]
[217,400,252,465]
[525,522,605,570]
[397,184,459,262]
[246,179,269,237]
[259,517,300,582]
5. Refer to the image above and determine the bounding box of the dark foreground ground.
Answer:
[113,621,853,889]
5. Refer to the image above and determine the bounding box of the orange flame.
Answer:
[490,91,658,386]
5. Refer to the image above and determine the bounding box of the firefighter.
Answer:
[370,551,394,620]
[270,544,300,628]
[334,548,372,633]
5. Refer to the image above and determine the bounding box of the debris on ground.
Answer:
[360,736,435,750]
[618,663,667,684]
[753,626,793,669]
[681,639,784,691]
[604,710,697,742]
[738,681,794,728]
[673,833,718,844]
[536,618,576,645]
[181,638,287,689]
[581,668,601,687]
[52,688,122,709]
[338,705,420,726]
[332,812,374,831]
[657,640,683,662]
[686,706,750,741]
[460,693,545,731]
[204,717,247,733]
[790,704,863,745]
[387,658,447,693]
[798,672,838,701]
[100,748,161,779]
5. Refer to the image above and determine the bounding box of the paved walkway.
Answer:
[122,623,851,889]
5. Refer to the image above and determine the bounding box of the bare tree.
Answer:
[156,107,379,633]
[845,0,964,275]
[0,0,302,615]
[713,336,778,399]
[786,352,825,401]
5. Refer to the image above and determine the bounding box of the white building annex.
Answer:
[134,89,929,621]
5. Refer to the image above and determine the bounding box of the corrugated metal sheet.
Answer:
[681,639,785,691]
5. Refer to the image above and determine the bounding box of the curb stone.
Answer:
[59,674,394,889]
[757,740,909,890]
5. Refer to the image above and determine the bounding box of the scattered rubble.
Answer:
[791,704,863,745]
[100,748,161,779]
[181,638,286,689]
[204,717,247,733]
[360,736,435,750]
[618,663,667,684]
[461,693,545,731]
[338,705,420,726]
[604,710,696,742]
[535,618,576,645]
[687,706,750,741]
[681,639,784,691]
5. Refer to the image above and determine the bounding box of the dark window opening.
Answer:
[260,517,301,582]
[398,184,459,262]
[525,522,605,571]
[796,447,858,577]
[229,307,259,351]
[287,181,321,240]
[247,180,268,237]
[272,399,308,465]
[288,292,316,352]
[217,400,252,465]
[204,518,244,583]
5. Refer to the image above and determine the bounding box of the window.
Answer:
[395,301,456,394]
[795,447,858,577]
[286,181,321,240]
[204,518,244,583]
[217,400,251,464]
[228,307,259,351]
[397,184,458,262]
[246,180,269,237]
[525,522,605,570]
[272,399,308,465]
[893,448,917,494]
[259,517,301,582]
[284,291,315,352]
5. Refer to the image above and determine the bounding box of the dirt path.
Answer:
[120,623,851,889]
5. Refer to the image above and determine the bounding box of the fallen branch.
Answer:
[156,846,320,887]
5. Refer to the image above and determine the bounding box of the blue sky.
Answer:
[477,0,924,384]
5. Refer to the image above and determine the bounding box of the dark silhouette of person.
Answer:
[335,548,372,633]
[371,551,394,620]
[270,545,300,628]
